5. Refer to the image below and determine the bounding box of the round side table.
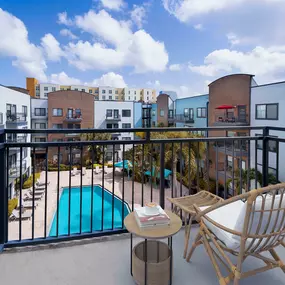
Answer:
[124,211,182,285]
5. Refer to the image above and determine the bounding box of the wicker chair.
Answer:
[187,183,285,285]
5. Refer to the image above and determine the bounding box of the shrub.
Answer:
[107,163,113,168]
[86,163,103,170]
[8,198,18,216]
[22,173,40,189]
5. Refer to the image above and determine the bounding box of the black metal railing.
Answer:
[6,112,27,123]
[0,126,283,249]
[105,114,121,121]
[168,114,195,123]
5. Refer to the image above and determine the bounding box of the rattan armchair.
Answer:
[187,183,285,285]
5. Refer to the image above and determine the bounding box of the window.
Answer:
[256,104,278,120]
[74,88,78,91]
[184,108,189,117]
[52,139,63,142]
[147,91,149,95]
[35,137,46,142]
[122,123,131,128]
[134,97,136,100]
[52,87,56,92]
[226,156,233,170]
[44,87,48,91]
[115,96,119,100]
[36,86,40,91]
[23,148,28,159]
[75,109,81,117]
[89,89,92,93]
[95,89,99,94]
[60,87,64,90]
[189,108,194,119]
[128,96,130,100]
[197,107,206,118]
[102,89,106,94]
[255,134,277,152]
[115,90,118,94]
[52,124,63,129]
[106,152,112,161]
[128,91,130,94]
[106,109,113,117]
[82,89,85,92]
[160,109,164,117]
[106,123,112,129]
[6,104,16,115]
[109,96,112,100]
[75,124,81,129]
[113,123,119,129]
[44,93,48,97]
[147,97,149,101]
[109,90,112,94]
[122,110,131,117]
[152,110,156,116]
[122,137,131,141]
[35,123,46,129]
[102,95,106,100]
[22,105,27,116]
[52,108,63,116]
[134,91,136,95]
[36,92,40,97]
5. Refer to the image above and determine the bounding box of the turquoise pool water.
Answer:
[49,185,130,236]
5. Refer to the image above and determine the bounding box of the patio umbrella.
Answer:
[114,160,133,179]
[215,105,235,109]
[144,167,172,179]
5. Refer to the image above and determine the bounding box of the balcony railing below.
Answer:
[106,114,121,121]
[6,112,27,124]
[168,114,194,123]
[213,114,248,126]
[64,115,82,123]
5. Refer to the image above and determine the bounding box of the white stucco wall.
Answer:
[39,84,60,99]
[124,88,141,102]
[99,87,115,101]
[250,82,285,182]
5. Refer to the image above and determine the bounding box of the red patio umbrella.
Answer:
[215,105,236,109]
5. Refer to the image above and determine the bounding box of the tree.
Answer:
[81,132,112,164]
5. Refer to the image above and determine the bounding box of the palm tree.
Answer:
[81,132,112,164]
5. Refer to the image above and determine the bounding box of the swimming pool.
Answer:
[49,185,130,236]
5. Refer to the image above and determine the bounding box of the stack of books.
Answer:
[134,206,170,228]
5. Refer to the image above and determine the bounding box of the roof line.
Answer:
[251,80,285,88]
[208,73,254,86]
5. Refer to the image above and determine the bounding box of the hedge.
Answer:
[22,173,41,189]
[8,198,18,216]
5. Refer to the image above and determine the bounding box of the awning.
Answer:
[144,167,172,179]
[215,105,235,110]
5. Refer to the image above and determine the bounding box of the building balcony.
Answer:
[6,112,27,125]
[8,161,27,178]
[106,114,121,121]
[168,114,195,124]
[31,113,47,119]
[213,114,249,126]
[213,142,249,157]
[65,133,81,138]
[64,115,82,123]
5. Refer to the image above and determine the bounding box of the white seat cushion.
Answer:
[200,200,244,250]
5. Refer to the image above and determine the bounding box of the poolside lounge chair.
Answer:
[24,192,43,201]
[187,183,285,285]
[19,200,38,209]
[95,166,102,174]
[10,209,32,221]
[36,181,50,187]
[71,167,78,176]
[103,166,108,174]
[29,188,45,195]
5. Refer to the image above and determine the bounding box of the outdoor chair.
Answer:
[82,167,86,176]
[36,181,50,187]
[71,167,78,176]
[10,209,32,221]
[24,192,43,201]
[18,200,38,209]
[94,166,101,174]
[168,191,223,258]
[187,183,285,285]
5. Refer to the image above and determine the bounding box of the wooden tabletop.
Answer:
[124,210,182,239]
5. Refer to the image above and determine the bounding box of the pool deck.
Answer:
[8,169,179,241]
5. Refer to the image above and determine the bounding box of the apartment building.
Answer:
[94,101,134,162]
[26,77,156,103]
[156,93,176,127]
[47,90,95,164]
[250,81,285,182]
[0,85,31,198]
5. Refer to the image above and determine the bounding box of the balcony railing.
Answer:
[8,161,27,178]
[168,114,195,123]
[106,114,121,121]
[213,114,249,126]
[0,126,282,249]
[31,112,47,118]
[64,114,82,123]
[6,112,27,124]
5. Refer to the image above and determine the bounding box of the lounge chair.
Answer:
[29,188,45,195]
[187,183,285,285]
[19,200,37,209]
[82,167,86,176]
[94,166,102,174]
[71,167,78,176]
[36,181,50,187]
[10,209,32,221]
[103,166,108,174]
[24,192,43,201]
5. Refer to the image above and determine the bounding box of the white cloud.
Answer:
[60,29,78,40]
[91,72,126,87]
[75,9,132,46]
[131,5,147,29]
[50,72,82,85]
[189,46,285,81]
[226,32,257,46]
[163,0,283,22]
[41,33,63,61]
[194,23,203,30]
[57,12,73,26]
[169,63,182,71]
[70,10,168,73]
[99,0,125,11]
[0,8,47,81]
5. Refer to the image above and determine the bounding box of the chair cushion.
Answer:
[199,200,244,250]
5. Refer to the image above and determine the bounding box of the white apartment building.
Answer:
[94,101,134,162]
[250,81,285,182]
[36,83,60,99]
[142,88,153,103]
[70,85,88,92]
[99,86,117,101]
[0,85,31,198]
[124,88,142,102]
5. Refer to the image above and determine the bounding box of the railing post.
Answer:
[0,129,7,251]
[262,127,269,187]
[159,143,165,209]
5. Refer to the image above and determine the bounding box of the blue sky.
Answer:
[1,0,285,97]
